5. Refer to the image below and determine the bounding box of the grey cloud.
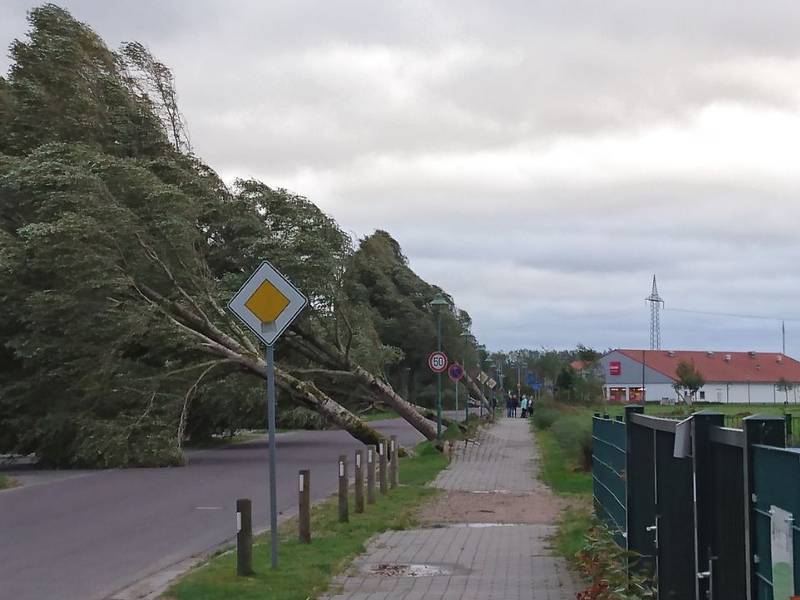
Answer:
[4,1,800,353]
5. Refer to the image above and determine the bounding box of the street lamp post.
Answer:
[460,332,475,424]
[431,292,449,439]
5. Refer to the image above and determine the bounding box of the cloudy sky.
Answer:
[4,1,800,353]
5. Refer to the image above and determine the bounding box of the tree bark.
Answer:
[133,282,386,447]
[350,364,438,441]
[285,329,439,441]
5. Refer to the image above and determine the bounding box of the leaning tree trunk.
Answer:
[463,372,491,412]
[286,330,439,441]
[197,336,387,447]
[133,282,386,448]
[275,369,384,446]
[350,364,438,441]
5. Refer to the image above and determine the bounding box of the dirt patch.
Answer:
[419,489,569,525]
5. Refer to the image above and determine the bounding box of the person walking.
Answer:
[512,394,518,418]
[520,395,529,418]
[505,393,513,418]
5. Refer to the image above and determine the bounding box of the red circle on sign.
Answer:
[448,363,464,382]
[428,351,449,373]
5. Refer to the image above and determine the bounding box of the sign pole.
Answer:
[455,378,458,412]
[436,311,443,439]
[266,342,278,569]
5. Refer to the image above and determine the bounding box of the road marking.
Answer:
[195,506,222,510]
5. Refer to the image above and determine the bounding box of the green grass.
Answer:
[165,442,448,600]
[0,474,17,490]
[535,426,592,496]
[554,506,593,560]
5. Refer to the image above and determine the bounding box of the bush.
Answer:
[532,407,560,430]
[550,415,593,471]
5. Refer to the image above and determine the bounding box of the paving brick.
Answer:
[321,419,582,599]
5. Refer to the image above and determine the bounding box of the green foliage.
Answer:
[550,415,593,471]
[673,360,705,403]
[532,406,560,430]
[167,441,447,600]
[574,520,656,599]
[0,5,480,467]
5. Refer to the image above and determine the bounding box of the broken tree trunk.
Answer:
[133,282,386,447]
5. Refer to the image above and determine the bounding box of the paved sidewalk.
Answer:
[321,418,582,600]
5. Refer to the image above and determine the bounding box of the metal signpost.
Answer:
[228,261,307,569]
[448,362,464,414]
[428,350,448,438]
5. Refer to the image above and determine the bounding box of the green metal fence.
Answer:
[591,415,626,546]
[752,444,800,599]
[592,408,799,600]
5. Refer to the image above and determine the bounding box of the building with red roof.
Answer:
[598,349,800,404]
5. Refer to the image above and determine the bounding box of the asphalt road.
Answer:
[0,418,430,600]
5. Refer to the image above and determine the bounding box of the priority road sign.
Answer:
[228,261,308,346]
[428,351,448,373]
[227,260,307,570]
[448,362,464,382]
[487,378,497,389]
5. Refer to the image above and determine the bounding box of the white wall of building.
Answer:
[605,382,800,404]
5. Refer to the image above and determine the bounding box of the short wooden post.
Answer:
[298,470,310,543]
[338,455,349,523]
[390,435,399,487]
[236,498,254,576]
[354,449,365,513]
[379,441,388,495]
[366,445,376,504]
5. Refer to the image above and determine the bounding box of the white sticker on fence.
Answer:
[299,473,304,493]
[339,462,344,477]
[356,454,361,468]
[236,512,241,533]
[770,505,795,599]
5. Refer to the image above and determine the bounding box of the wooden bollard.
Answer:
[236,498,254,576]
[298,470,310,543]
[389,435,399,488]
[366,445,376,504]
[379,441,388,495]
[354,449,365,513]
[338,455,349,523]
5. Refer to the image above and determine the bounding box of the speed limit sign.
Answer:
[428,351,449,373]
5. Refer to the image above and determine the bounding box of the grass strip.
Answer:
[165,441,448,600]
[0,474,13,490]
[536,426,592,497]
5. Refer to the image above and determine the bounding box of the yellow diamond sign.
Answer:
[245,280,290,323]
[228,260,308,346]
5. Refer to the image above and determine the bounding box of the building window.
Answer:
[699,391,706,400]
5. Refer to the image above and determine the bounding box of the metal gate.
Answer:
[627,410,695,598]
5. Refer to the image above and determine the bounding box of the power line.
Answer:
[665,307,800,322]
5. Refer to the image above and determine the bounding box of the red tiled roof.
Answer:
[616,349,800,383]
[570,360,588,371]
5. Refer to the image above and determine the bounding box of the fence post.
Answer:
[379,441,388,495]
[236,498,254,576]
[785,413,793,443]
[367,444,376,504]
[389,435,399,488]
[354,449,365,514]
[299,470,311,543]
[742,415,786,600]
[338,455,349,523]
[690,411,724,600]
[624,404,645,558]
